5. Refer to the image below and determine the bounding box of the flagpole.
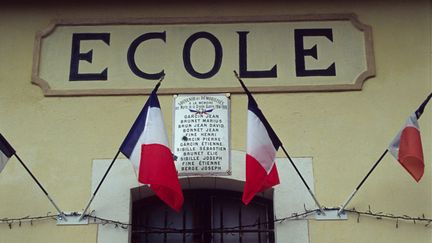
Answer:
[79,150,121,221]
[79,76,166,221]
[279,146,326,215]
[337,149,388,216]
[338,93,431,216]
[14,153,67,221]
[233,71,326,215]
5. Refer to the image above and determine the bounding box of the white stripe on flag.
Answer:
[247,110,277,174]
[389,113,419,159]
[129,106,169,170]
[0,150,9,173]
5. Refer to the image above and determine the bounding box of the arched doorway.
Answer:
[130,178,275,243]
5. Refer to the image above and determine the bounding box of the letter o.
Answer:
[183,32,223,79]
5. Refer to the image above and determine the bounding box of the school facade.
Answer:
[0,1,431,243]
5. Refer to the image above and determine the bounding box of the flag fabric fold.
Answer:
[239,80,282,205]
[388,93,431,182]
[0,134,15,173]
[119,83,184,211]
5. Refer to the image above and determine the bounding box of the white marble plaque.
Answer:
[173,94,230,176]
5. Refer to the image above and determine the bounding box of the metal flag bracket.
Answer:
[314,208,348,221]
[57,212,88,225]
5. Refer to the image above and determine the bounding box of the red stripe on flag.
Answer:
[242,154,279,205]
[139,144,184,211]
[398,127,424,182]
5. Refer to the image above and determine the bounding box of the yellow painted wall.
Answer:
[0,0,431,243]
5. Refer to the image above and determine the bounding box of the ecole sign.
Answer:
[32,14,375,96]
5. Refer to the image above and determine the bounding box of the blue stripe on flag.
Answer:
[0,134,15,158]
[415,92,432,119]
[119,83,161,158]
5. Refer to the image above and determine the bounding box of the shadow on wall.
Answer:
[130,176,274,203]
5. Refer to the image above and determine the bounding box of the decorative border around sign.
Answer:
[31,13,375,97]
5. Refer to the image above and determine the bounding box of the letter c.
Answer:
[127,32,166,80]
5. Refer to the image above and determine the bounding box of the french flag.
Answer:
[239,80,282,205]
[0,133,15,173]
[388,93,431,182]
[120,82,184,211]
